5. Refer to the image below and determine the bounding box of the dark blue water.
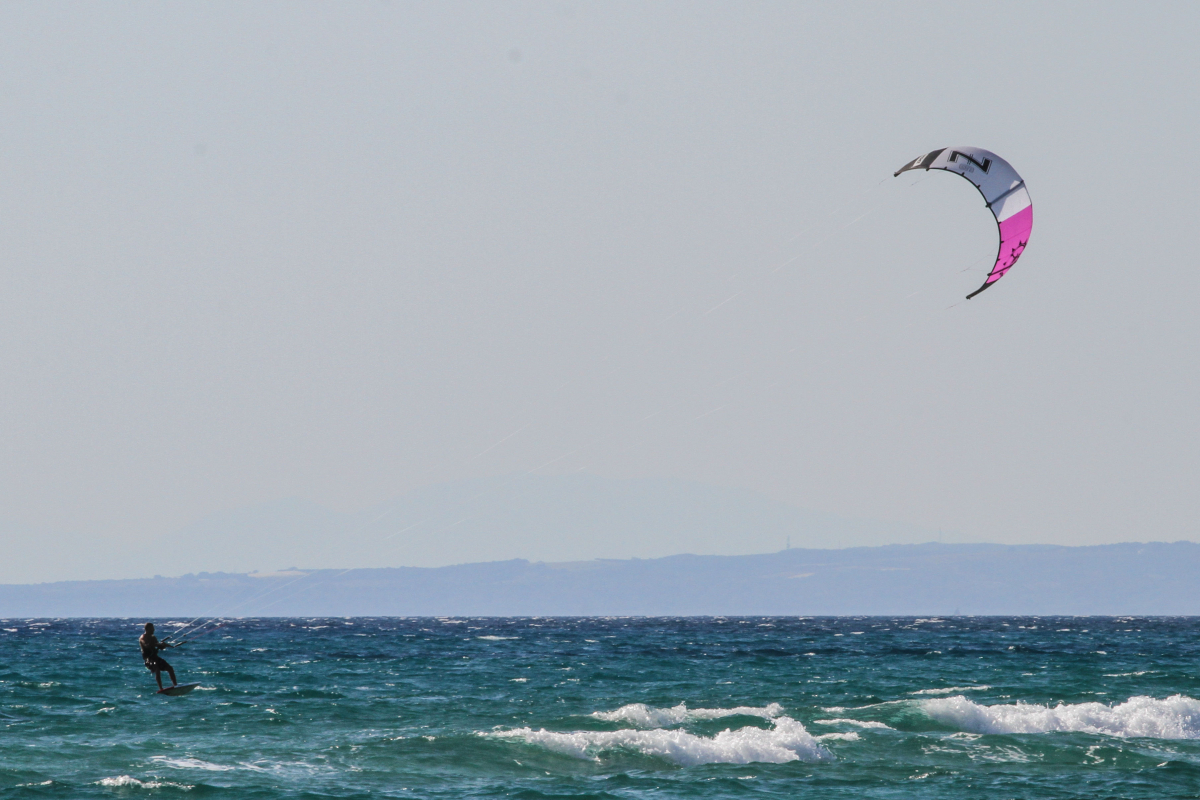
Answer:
[3,617,1200,798]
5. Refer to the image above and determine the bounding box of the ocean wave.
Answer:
[909,686,991,696]
[590,702,784,728]
[491,716,832,765]
[149,755,331,775]
[922,694,1200,739]
[151,756,236,771]
[96,776,192,789]
[813,718,893,729]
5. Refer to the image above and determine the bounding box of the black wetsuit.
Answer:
[140,634,171,674]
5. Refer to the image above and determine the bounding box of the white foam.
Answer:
[590,702,784,728]
[909,685,991,696]
[477,635,518,641]
[922,694,1200,739]
[96,776,191,789]
[491,716,832,765]
[813,718,893,729]
[97,776,149,787]
[151,756,236,771]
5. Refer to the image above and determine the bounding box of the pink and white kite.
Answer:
[895,147,1032,299]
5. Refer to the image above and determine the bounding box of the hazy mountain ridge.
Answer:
[2,474,946,583]
[3,541,1197,617]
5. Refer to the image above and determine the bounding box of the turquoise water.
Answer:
[3,617,1200,798]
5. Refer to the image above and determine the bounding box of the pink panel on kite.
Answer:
[985,203,1033,285]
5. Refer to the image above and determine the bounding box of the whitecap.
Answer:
[812,718,893,729]
[97,776,146,787]
[591,702,784,728]
[96,776,191,789]
[151,756,236,771]
[491,716,832,765]
[922,694,1200,739]
[909,685,991,696]
[476,636,518,641]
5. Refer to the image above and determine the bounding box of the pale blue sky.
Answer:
[2,2,1199,581]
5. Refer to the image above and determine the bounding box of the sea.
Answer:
[3,617,1200,798]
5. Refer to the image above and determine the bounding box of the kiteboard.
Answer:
[157,683,200,697]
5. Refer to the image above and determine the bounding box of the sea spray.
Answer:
[590,702,785,727]
[922,694,1200,739]
[492,715,833,766]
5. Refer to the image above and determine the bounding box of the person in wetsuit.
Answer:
[139,622,177,690]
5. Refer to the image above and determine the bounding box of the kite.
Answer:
[895,147,1032,299]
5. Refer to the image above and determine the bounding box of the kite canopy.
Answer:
[895,147,1032,299]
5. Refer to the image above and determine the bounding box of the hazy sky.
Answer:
[2,2,1199,572]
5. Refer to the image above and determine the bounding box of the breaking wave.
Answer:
[922,694,1200,739]
[151,756,236,771]
[813,718,893,729]
[96,776,191,789]
[491,716,832,766]
[590,702,784,728]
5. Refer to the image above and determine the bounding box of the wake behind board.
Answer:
[157,683,200,697]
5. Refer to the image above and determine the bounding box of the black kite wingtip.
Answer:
[965,281,994,300]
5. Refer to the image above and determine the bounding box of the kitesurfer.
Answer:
[139,623,178,690]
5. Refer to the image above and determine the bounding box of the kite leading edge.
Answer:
[895,147,1032,299]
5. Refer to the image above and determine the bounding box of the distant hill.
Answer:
[3,541,1199,617]
[2,474,944,583]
